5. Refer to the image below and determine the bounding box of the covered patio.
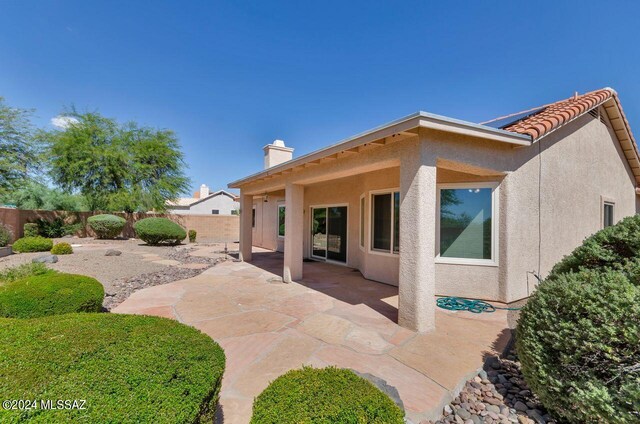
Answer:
[113,248,511,423]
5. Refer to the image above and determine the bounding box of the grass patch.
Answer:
[0,272,103,318]
[0,313,225,423]
[251,367,404,423]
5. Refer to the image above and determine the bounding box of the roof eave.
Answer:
[228,112,530,189]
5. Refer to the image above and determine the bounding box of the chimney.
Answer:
[263,140,293,169]
[200,184,210,198]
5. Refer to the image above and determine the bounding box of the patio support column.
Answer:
[239,192,253,262]
[398,140,437,332]
[283,182,304,283]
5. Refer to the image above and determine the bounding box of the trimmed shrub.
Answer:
[189,229,197,243]
[0,263,49,284]
[251,367,405,423]
[0,313,225,423]
[23,222,39,237]
[0,272,103,318]
[51,242,73,255]
[0,224,11,247]
[87,214,126,239]
[134,217,186,246]
[517,268,640,423]
[12,236,53,253]
[35,217,81,238]
[549,214,640,278]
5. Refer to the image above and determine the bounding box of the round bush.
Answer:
[0,224,11,247]
[134,217,186,246]
[0,272,104,318]
[11,236,53,253]
[0,313,225,423]
[87,214,126,239]
[189,229,197,243]
[549,214,640,278]
[251,367,404,423]
[517,267,640,423]
[51,242,73,255]
[23,222,39,237]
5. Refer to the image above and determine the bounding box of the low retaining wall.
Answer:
[0,208,239,244]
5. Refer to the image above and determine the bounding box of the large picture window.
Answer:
[371,191,399,254]
[278,205,285,237]
[438,184,497,264]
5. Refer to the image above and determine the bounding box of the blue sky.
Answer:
[1,1,639,194]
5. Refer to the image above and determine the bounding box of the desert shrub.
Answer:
[23,222,38,237]
[34,217,81,238]
[189,229,197,243]
[0,224,11,247]
[87,214,126,239]
[0,263,49,284]
[549,214,640,278]
[134,217,186,246]
[12,236,53,253]
[0,272,103,318]
[517,266,640,423]
[251,367,404,424]
[51,242,73,255]
[0,313,225,423]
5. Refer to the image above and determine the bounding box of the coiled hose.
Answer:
[436,296,521,313]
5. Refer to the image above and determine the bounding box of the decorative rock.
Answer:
[444,404,453,416]
[456,408,471,420]
[32,254,58,264]
[105,249,122,256]
[514,401,528,412]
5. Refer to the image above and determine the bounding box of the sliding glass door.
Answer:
[311,206,347,263]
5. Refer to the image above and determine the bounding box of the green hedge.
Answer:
[0,272,104,318]
[87,214,126,239]
[0,224,11,247]
[549,214,640,278]
[0,313,225,423]
[51,242,73,255]
[251,367,404,423]
[23,222,39,237]
[134,217,186,246]
[517,268,640,423]
[12,237,53,253]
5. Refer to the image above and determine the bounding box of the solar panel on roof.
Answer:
[483,107,546,129]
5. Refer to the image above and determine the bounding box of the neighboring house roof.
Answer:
[167,190,239,208]
[229,87,640,188]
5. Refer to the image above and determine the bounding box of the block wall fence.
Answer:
[0,208,239,244]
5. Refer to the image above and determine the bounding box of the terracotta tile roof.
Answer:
[483,88,615,140]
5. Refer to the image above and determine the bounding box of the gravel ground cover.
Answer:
[430,348,556,424]
[0,238,228,311]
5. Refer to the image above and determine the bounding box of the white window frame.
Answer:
[359,194,366,251]
[309,203,349,265]
[601,197,615,228]
[277,204,285,238]
[368,188,400,257]
[436,182,499,267]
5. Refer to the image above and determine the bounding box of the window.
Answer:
[371,190,400,254]
[359,195,365,248]
[211,209,219,215]
[251,207,256,227]
[278,205,285,237]
[603,202,614,228]
[438,183,497,264]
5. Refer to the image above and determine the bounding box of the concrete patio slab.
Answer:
[113,249,511,423]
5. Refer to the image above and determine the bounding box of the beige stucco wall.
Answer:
[243,107,637,303]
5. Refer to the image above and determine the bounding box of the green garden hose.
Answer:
[436,296,521,313]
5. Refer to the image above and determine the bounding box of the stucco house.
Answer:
[228,88,640,332]
[167,184,239,215]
